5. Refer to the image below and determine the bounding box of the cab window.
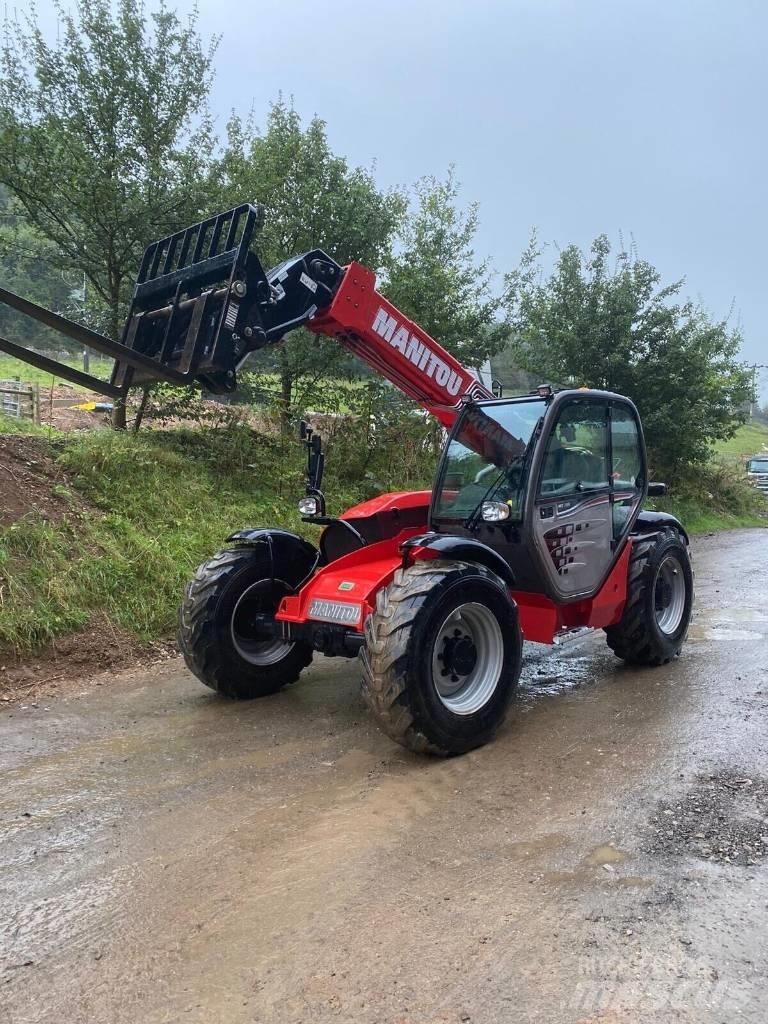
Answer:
[610,402,644,540]
[539,400,609,497]
[611,404,643,491]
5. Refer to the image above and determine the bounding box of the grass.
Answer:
[0,410,51,436]
[0,425,314,655]
[713,419,768,460]
[0,353,115,391]
[653,452,767,534]
[653,500,764,535]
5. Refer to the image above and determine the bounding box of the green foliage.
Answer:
[713,419,768,460]
[0,407,439,656]
[0,427,307,653]
[505,235,752,478]
[651,458,766,533]
[0,0,216,339]
[209,99,406,421]
[384,169,508,367]
[0,186,76,348]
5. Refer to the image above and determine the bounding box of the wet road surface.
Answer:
[1,529,766,1023]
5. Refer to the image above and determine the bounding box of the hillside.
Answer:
[714,419,768,460]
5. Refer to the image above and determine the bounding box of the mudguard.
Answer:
[632,511,689,545]
[400,533,516,588]
[225,528,319,588]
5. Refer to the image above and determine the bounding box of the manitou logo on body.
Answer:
[372,307,464,398]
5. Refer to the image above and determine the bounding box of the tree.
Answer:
[208,100,405,425]
[383,169,508,369]
[0,0,217,424]
[0,186,74,350]
[504,235,752,477]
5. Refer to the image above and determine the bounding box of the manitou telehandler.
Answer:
[0,204,694,754]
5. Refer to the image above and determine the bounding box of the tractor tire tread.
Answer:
[179,548,311,699]
[360,561,513,756]
[604,529,691,666]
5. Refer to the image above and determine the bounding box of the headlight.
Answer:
[298,496,319,516]
[481,501,511,522]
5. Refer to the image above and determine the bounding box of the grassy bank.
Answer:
[652,420,768,532]
[0,407,432,658]
[0,424,311,655]
[713,419,768,461]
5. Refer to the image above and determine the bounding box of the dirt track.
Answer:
[1,529,766,1023]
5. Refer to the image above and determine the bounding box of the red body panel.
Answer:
[512,539,632,643]
[275,531,422,628]
[340,490,431,521]
[309,264,493,429]
[277,527,632,647]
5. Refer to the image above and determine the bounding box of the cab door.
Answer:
[609,400,645,543]
[532,397,613,598]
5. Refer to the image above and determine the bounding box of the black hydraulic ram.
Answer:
[0,204,344,397]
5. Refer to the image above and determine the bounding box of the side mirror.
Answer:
[647,482,667,497]
[299,419,308,440]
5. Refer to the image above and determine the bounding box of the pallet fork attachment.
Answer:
[0,204,345,398]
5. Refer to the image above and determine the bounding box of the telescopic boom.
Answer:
[0,203,492,425]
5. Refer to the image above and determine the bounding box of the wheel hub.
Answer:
[655,579,673,610]
[653,555,687,635]
[431,602,504,715]
[231,579,294,666]
[438,632,478,680]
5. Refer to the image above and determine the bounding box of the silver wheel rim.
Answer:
[431,602,504,715]
[654,555,687,635]
[231,579,294,666]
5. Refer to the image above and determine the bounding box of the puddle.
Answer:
[686,625,764,643]
[585,843,628,866]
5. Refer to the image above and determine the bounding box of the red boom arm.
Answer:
[308,263,493,428]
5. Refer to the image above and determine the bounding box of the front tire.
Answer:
[605,530,693,666]
[179,547,313,699]
[361,561,522,755]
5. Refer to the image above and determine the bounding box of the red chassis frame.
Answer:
[275,492,632,647]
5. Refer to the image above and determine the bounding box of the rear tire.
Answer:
[605,530,693,666]
[179,547,313,699]
[361,560,522,755]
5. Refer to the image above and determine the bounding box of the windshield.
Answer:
[747,459,768,473]
[433,399,546,522]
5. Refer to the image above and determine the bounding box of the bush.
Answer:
[651,457,766,532]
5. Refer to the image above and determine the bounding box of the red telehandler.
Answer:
[0,204,694,754]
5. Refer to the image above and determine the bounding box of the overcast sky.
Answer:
[34,0,767,396]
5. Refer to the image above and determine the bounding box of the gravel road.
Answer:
[1,529,766,1023]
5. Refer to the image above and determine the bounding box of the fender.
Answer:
[226,528,320,588]
[632,511,689,545]
[400,532,516,588]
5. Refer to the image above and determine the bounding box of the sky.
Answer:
[31,0,768,397]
